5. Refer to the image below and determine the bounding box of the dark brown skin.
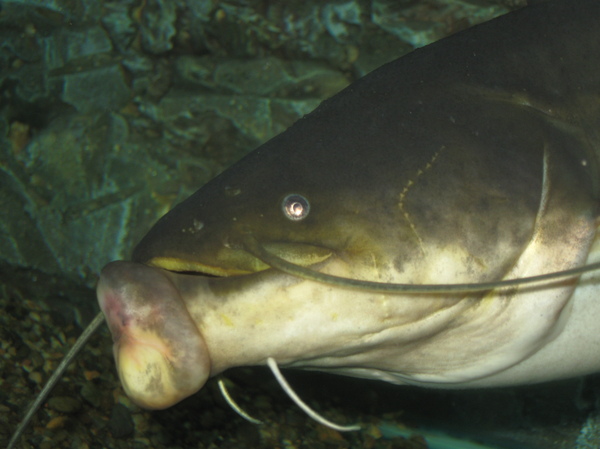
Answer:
[132,0,600,282]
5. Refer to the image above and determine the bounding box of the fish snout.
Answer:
[97,261,210,409]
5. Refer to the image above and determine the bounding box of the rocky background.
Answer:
[0,0,522,290]
[4,1,600,449]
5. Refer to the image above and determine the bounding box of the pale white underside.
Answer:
[178,223,600,388]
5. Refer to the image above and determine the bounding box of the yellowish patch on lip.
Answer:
[146,243,333,277]
[147,257,252,276]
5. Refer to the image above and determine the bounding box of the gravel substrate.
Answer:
[1,278,428,449]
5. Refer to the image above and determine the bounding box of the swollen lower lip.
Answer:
[97,260,212,409]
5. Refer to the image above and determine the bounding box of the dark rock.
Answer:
[108,403,135,438]
[47,396,82,413]
[80,383,102,408]
[43,26,113,70]
[61,64,131,113]
[138,0,177,54]
[101,1,138,53]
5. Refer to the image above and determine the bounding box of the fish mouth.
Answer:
[143,240,334,277]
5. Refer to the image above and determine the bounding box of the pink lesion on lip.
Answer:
[101,290,173,361]
[98,289,131,337]
[108,296,129,324]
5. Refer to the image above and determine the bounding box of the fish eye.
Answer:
[282,194,310,221]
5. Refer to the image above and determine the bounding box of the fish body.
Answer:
[98,0,600,410]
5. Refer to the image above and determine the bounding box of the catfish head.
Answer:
[98,0,600,413]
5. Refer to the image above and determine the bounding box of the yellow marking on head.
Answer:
[397,146,445,255]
